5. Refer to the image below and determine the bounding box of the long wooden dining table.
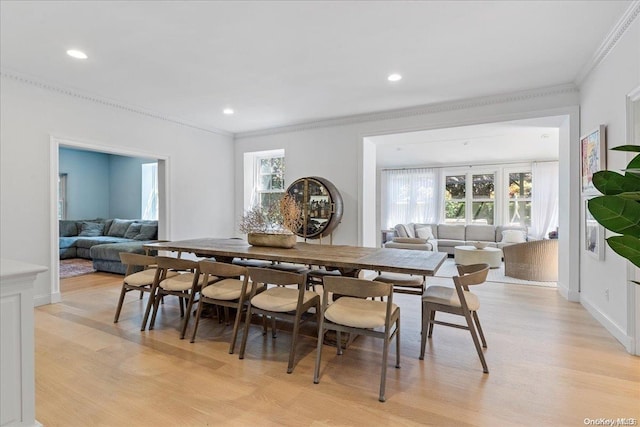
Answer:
[143,238,447,277]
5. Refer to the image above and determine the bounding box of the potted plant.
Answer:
[587,145,640,275]
[239,194,303,248]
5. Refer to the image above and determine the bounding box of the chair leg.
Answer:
[180,292,197,339]
[149,289,164,330]
[229,300,245,354]
[464,310,489,373]
[428,310,436,337]
[395,317,401,369]
[336,330,343,355]
[313,316,325,384]
[473,311,487,348]
[139,290,143,300]
[379,329,390,402]
[141,283,159,331]
[287,312,303,374]
[179,293,185,318]
[223,306,230,325]
[238,304,253,359]
[271,317,277,338]
[113,285,128,323]
[190,298,206,343]
[419,304,429,360]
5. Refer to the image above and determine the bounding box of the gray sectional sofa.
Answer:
[59,218,158,274]
[384,223,529,255]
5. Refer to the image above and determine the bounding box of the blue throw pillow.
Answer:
[124,223,142,239]
[134,224,158,241]
[107,219,135,237]
[77,221,104,237]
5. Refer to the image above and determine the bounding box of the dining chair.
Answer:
[190,260,266,354]
[373,272,425,296]
[314,276,400,402]
[146,256,211,338]
[419,263,490,373]
[114,253,178,328]
[238,267,320,374]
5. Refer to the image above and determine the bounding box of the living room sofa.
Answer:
[59,218,158,274]
[384,223,528,255]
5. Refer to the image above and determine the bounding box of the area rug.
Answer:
[59,258,96,279]
[434,258,556,288]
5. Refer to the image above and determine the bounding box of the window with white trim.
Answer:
[141,162,158,220]
[444,171,495,224]
[506,170,532,227]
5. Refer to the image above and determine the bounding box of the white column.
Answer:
[1,259,47,427]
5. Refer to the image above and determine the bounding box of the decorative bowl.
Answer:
[473,241,488,249]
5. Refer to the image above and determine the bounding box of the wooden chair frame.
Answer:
[190,261,266,354]
[146,256,202,338]
[314,276,400,402]
[238,267,320,374]
[114,253,158,326]
[419,263,490,373]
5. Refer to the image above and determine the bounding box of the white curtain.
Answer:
[531,161,559,239]
[381,168,441,229]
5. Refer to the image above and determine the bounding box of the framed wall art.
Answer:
[584,198,605,260]
[580,125,606,194]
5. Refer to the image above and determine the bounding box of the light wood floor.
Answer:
[36,272,639,426]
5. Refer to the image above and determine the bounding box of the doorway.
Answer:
[49,136,170,303]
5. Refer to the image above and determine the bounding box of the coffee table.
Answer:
[454,245,502,269]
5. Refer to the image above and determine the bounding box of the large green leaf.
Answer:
[612,145,640,152]
[588,196,640,237]
[592,170,640,195]
[607,235,640,269]
[625,154,640,178]
[618,192,640,201]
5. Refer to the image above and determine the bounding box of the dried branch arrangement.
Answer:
[239,194,302,235]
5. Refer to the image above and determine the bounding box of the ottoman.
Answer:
[90,241,156,275]
[454,245,502,269]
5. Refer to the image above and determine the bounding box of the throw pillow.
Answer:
[77,221,105,237]
[501,229,526,243]
[392,237,428,244]
[124,223,142,239]
[415,225,434,241]
[107,219,135,237]
[134,224,158,241]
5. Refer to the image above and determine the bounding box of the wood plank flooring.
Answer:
[35,273,640,426]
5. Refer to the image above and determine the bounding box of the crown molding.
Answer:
[234,84,579,139]
[574,1,640,86]
[0,69,233,137]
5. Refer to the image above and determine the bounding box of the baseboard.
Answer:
[581,294,633,352]
[33,291,60,307]
[556,281,580,302]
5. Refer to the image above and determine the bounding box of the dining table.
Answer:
[143,237,447,278]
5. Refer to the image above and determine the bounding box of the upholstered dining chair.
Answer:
[115,253,178,329]
[146,256,212,338]
[419,263,490,373]
[373,272,425,296]
[238,267,320,374]
[314,276,400,402]
[190,260,266,354]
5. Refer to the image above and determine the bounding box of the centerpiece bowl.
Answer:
[473,241,489,249]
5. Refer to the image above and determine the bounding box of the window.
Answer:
[58,173,67,220]
[444,172,495,225]
[507,171,532,226]
[255,153,285,210]
[141,163,158,220]
[471,173,495,224]
[444,175,465,223]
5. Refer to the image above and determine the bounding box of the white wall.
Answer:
[0,77,235,305]
[578,14,640,351]
[234,87,581,292]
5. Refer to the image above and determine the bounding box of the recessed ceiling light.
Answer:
[223,108,234,115]
[387,73,402,82]
[66,49,88,59]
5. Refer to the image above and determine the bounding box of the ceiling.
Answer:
[373,116,563,168]
[0,1,632,135]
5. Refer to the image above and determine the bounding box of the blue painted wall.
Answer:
[59,147,110,219]
[59,147,156,220]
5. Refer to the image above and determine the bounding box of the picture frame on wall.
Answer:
[580,125,607,194]
[584,198,605,260]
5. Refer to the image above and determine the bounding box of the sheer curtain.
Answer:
[531,161,559,239]
[381,168,441,229]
